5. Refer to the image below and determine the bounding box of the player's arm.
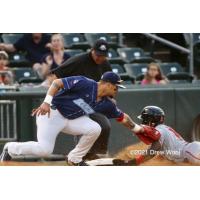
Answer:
[31,79,64,117]
[50,59,77,78]
[117,113,161,144]
[116,113,144,133]
[0,43,16,52]
[45,78,64,97]
[113,140,162,166]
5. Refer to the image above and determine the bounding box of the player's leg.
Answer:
[2,109,67,159]
[62,116,102,164]
[87,113,111,157]
[184,141,200,165]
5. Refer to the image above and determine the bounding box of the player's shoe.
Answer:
[0,148,12,162]
[76,161,89,166]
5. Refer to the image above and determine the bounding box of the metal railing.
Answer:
[0,100,17,141]
[118,33,195,76]
[142,33,194,76]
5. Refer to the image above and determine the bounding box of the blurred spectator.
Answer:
[141,62,168,85]
[0,51,13,85]
[39,34,70,87]
[0,33,51,65]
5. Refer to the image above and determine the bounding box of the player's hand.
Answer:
[112,158,137,166]
[45,43,52,50]
[31,102,51,118]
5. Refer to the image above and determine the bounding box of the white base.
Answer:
[86,158,114,166]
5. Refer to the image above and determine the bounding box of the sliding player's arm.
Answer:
[113,140,162,166]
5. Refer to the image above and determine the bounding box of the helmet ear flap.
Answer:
[160,116,165,124]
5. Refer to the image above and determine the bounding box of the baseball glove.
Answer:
[112,158,137,166]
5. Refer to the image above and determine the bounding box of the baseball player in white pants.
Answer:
[0,72,139,165]
[4,110,101,164]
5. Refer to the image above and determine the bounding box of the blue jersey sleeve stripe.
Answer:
[62,78,69,90]
[66,78,70,89]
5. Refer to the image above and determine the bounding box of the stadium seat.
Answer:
[0,34,2,42]
[120,73,135,84]
[107,49,125,65]
[124,63,148,80]
[1,33,23,44]
[1,34,31,67]
[193,42,200,63]
[160,62,183,75]
[84,33,119,49]
[9,52,31,67]
[64,49,84,57]
[160,63,193,83]
[193,33,200,45]
[117,48,155,64]
[62,33,90,50]
[111,64,126,74]
[167,72,194,83]
[11,68,42,84]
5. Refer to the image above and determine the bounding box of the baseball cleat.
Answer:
[67,158,89,166]
[76,161,89,166]
[0,148,12,162]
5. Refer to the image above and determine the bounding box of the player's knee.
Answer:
[90,113,111,135]
[90,123,102,138]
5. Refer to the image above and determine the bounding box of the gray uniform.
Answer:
[155,124,200,164]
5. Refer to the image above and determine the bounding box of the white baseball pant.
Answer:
[184,141,200,165]
[5,109,101,163]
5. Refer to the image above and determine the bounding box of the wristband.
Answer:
[44,94,53,105]
[116,113,125,122]
[131,124,142,133]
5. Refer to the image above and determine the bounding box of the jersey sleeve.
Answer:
[101,61,112,74]
[51,57,80,78]
[62,76,84,91]
[135,125,161,145]
[106,102,124,119]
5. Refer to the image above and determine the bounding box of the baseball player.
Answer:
[0,72,138,166]
[113,106,200,166]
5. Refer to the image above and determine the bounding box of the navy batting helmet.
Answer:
[137,106,165,126]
